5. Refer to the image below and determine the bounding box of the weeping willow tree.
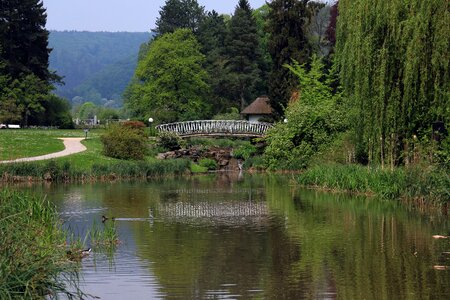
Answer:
[335,0,449,167]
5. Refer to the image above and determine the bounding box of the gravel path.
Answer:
[0,138,87,164]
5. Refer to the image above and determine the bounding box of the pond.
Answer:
[34,173,449,299]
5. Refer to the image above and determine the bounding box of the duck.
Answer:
[102,215,115,223]
[66,248,92,260]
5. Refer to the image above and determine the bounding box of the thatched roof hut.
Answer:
[241,96,272,123]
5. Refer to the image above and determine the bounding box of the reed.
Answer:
[88,221,119,248]
[0,189,83,299]
[0,158,191,182]
[296,164,449,203]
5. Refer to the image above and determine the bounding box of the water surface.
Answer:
[34,173,449,299]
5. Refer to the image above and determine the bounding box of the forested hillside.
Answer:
[49,31,151,107]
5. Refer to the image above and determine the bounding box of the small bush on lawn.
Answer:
[101,124,148,160]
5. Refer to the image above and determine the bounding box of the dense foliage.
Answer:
[335,0,449,167]
[266,0,312,118]
[101,123,148,160]
[224,0,263,110]
[125,29,210,123]
[0,0,53,82]
[0,1,73,127]
[153,0,206,36]
[264,56,347,169]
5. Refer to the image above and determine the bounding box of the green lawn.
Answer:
[0,128,165,170]
[0,129,90,160]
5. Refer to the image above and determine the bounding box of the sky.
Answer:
[42,0,268,32]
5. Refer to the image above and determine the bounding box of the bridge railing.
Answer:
[155,120,272,137]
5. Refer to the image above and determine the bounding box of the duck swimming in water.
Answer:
[67,248,91,260]
[102,215,115,223]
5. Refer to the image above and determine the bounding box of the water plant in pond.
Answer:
[0,189,84,299]
[88,220,120,248]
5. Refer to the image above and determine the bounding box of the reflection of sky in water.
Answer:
[80,248,163,300]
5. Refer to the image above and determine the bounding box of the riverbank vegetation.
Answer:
[0,189,82,299]
[1,0,448,202]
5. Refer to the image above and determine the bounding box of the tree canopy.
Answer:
[153,0,205,36]
[335,0,449,166]
[224,0,262,110]
[125,29,211,123]
[0,0,72,127]
[0,0,54,82]
[266,0,312,118]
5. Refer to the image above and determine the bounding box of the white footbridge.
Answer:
[155,120,272,138]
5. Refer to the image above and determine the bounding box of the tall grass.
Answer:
[0,158,191,182]
[0,189,83,299]
[296,164,449,203]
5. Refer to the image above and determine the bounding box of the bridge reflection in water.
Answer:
[155,120,273,138]
[157,201,269,225]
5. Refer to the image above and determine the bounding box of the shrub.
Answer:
[232,144,257,160]
[198,158,218,170]
[101,124,148,160]
[157,131,184,151]
[122,120,146,130]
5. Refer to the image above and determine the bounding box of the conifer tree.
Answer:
[153,0,205,36]
[196,10,229,113]
[267,0,311,118]
[0,0,53,82]
[224,0,262,110]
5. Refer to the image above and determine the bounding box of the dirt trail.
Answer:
[0,138,87,164]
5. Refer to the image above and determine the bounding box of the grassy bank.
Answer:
[296,164,449,203]
[0,189,82,299]
[0,129,192,182]
[0,158,191,182]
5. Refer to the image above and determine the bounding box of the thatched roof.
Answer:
[241,96,272,115]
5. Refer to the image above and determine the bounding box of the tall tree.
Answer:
[0,0,54,82]
[336,0,449,166]
[267,0,311,118]
[325,1,338,48]
[125,29,210,123]
[196,10,230,114]
[224,0,262,110]
[0,1,71,127]
[253,4,272,100]
[153,0,205,36]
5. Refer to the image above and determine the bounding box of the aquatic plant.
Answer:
[0,189,83,299]
[296,164,449,203]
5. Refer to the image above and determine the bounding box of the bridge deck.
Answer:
[156,120,272,137]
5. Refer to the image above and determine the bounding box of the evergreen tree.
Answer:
[196,10,230,114]
[253,5,272,101]
[267,0,311,118]
[224,0,262,110]
[0,1,70,126]
[0,0,54,82]
[153,0,205,36]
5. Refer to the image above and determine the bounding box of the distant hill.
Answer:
[49,31,152,107]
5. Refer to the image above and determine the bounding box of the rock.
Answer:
[43,172,52,181]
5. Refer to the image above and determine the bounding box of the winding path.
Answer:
[0,138,87,164]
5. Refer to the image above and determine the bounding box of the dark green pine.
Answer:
[0,0,52,82]
[267,0,311,118]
